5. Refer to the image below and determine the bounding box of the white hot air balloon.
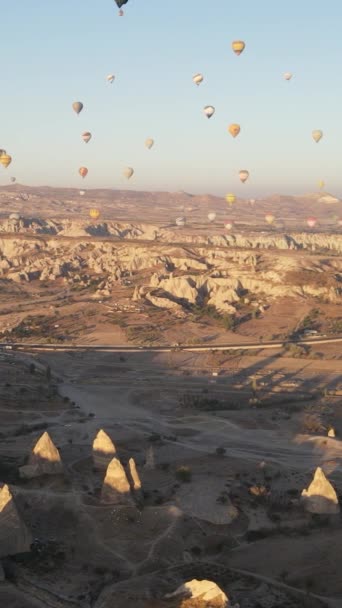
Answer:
[123,167,134,179]
[193,73,204,86]
[79,190,86,196]
[208,212,216,223]
[284,72,293,80]
[145,138,154,149]
[249,198,256,206]
[107,74,115,84]
[204,105,215,119]
[239,169,249,183]
[225,220,234,231]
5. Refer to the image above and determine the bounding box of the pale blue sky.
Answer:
[1,0,342,196]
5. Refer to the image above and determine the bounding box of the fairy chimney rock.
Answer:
[301,467,340,514]
[165,579,229,607]
[20,431,63,478]
[128,458,142,492]
[144,446,155,470]
[0,484,32,557]
[93,429,116,469]
[101,457,133,505]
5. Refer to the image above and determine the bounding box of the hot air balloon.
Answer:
[228,124,240,138]
[318,180,325,190]
[175,216,186,227]
[225,193,236,206]
[107,74,115,84]
[72,101,83,115]
[193,73,204,86]
[145,138,154,149]
[82,132,92,144]
[208,212,216,223]
[0,150,6,157]
[312,130,323,143]
[249,198,256,206]
[307,217,317,229]
[79,190,86,196]
[89,208,100,220]
[0,154,12,169]
[265,213,275,225]
[115,0,128,7]
[123,167,134,179]
[232,40,245,55]
[225,220,234,231]
[10,177,16,183]
[204,106,215,119]
[79,167,88,178]
[337,218,342,227]
[284,72,293,80]
[239,169,249,183]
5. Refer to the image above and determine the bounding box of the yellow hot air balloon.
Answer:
[318,179,325,189]
[145,138,154,149]
[232,40,245,55]
[0,149,6,157]
[312,130,323,143]
[89,208,100,220]
[239,169,249,183]
[225,193,236,206]
[228,124,240,138]
[0,154,12,169]
[193,73,204,86]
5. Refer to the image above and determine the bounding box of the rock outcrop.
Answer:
[101,457,133,505]
[0,484,32,557]
[93,429,116,470]
[301,467,340,514]
[127,458,142,496]
[144,446,155,470]
[19,431,63,479]
[165,579,229,607]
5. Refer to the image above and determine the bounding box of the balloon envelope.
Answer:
[79,190,86,196]
[123,167,134,179]
[208,212,216,222]
[225,220,234,231]
[193,73,204,86]
[89,208,100,220]
[265,213,275,225]
[115,0,128,6]
[107,74,115,83]
[228,123,240,138]
[79,167,88,178]
[175,217,186,227]
[204,105,215,118]
[225,193,236,206]
[82,132,92,143]
[0,154,12,168]
[10,177,16,183]
[232,40,245,55]
[318,180,325,189]
[284,72,293,80]
[72,101,83,115]
[312,130,323,143]
[145,138,154,149]
[239,169,249,183]
[307,217,317,228]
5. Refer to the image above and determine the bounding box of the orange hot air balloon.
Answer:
[0,154,12,169]
[232,40,245,55]
[89,208,100,220]
[307,217,317,229]
[228,123,240,138]
[79,167,88,178]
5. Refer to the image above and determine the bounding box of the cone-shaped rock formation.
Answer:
[127,458,142,493]
[165,579,229,607]
[301,467,340,514]
[0,484,32,557]
[144,446,155,470]
[20,431,63,479]
[101,457,133,505]
[93,429,116,469]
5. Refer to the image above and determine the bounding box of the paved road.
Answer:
[0,335,342,352]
